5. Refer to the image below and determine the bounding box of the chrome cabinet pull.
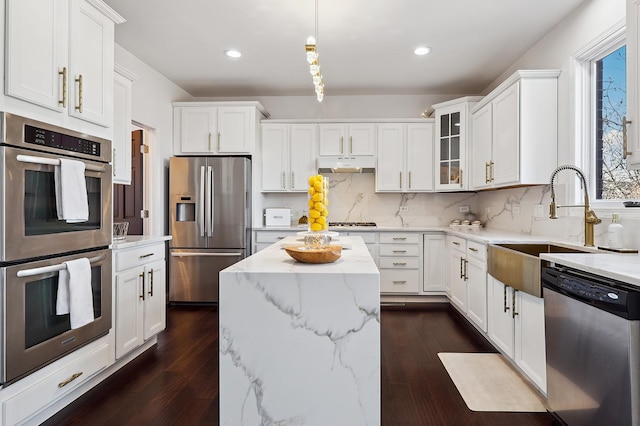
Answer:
[460,258,464,279]
[408,171,412,189]
[148,269,154,297]
[349,136,353,153]
[485,162,489,183]
[392,280,407,285]
[58,67,67,107]
[112,148,116,176]
[392,250,407,253]
[217,132,221,151]
[512,288,518,318]
[277,236,286,239]
[392,237,407,241]
[463,259,468,281]
[74,74,83,113]
[58,372,82,388]
[392,262,407,266]
[623,116,633,159]
[503,284,510,312]
[291,171,295,189]
[140,272,145,300]
[208,132,212,151]
[459,169,463,188]
[282,171,286,189]
[490,161,494,182]
[399,171,402,189]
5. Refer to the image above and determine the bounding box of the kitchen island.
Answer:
[219,236,380,425]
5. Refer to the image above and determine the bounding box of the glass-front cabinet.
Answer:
[433,97,481,191]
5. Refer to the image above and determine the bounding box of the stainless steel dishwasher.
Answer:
[542,264,640,426]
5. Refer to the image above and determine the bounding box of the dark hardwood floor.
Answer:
[44,304,555,425]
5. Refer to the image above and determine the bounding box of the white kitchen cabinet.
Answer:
[470,70,559,190]
[433,97,482,191]
[172,102,265,155]
[112,66,137,184]
[345,232,378,266]
[423,233,446,292]
[488,275,546,392]
[114,242,166,359]
[318,123,376,156]
[447,235,467,309]
[261,124,317,192]
[376,122,434,192]
[628,0,640,169]
[5,0,122,128]
[253,230,298,253]
[379,232,421,294]
[465,241,487,332]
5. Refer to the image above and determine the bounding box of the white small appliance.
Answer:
[264,208,292,227]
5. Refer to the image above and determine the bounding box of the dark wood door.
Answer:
[113,130,144,235]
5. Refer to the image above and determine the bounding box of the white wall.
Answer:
[114,44,193,235]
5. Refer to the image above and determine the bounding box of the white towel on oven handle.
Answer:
[54,158,89,223]
[56,257,95,329]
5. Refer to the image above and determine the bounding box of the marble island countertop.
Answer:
[540,252,640,286]
[219,236,380,425]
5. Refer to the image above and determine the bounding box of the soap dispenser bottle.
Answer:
[607,213,624,249]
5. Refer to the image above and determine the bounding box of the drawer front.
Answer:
[347,231,377,244]
[4,342,111,426]
[448,235,467,252]
[467,240,487,261]
[379,257,419,269]
[379,233,420,244]
[115,243,165,272]
[379,245,420,257]
[255,231,297,243]
[380,269,420,293]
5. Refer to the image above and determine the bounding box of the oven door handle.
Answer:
[16,154,106,173]
[16,254,106,278]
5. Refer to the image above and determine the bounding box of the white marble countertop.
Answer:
[110,235,172,250]
[541,252,640,286]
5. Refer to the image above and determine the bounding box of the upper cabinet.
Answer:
[376,122,434,192]
[318,123,376,156]
[627,0,640,169]
[261,123,317,192]
[112,65,137,185]
[433,97,482,191]
[5,0,123,129]
[470,70,559,190]
[173,102,266,155]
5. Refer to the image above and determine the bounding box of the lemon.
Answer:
[309,209,320,218]
[316,174,323,181]
[312,193,323,202]
[310,222,322,231]
[308,187,315,195]
[308,176,316,186]
[321,208,328,216]
[316,216,326,225]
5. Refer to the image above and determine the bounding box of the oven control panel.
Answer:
[24,125,101,157]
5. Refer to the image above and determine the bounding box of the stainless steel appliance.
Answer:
[169,156,251,303]
[1,248,112,385]
[0,113,113,386]
[542,264,640,426]
[0,113,112,262]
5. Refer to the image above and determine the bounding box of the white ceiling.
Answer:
[104,0,587,98]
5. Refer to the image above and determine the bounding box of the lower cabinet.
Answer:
[114,242,167,359]
[487,275,547,392]
[379,232,422,294]
[423,233,446,292]
[253,230,298,253]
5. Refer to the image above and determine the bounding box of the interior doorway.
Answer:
[113,129,144,235]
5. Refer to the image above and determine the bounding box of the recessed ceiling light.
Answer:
[414,46,431,56]
[224,49,243,58]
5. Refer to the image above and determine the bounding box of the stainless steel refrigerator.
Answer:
[169,156,251,303]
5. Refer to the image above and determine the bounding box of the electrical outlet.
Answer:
[513,205,520,215]
[533,204,545,218]
[399,206,409,212]
[458,205,470,213]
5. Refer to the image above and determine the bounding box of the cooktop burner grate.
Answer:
[328,222,377,227]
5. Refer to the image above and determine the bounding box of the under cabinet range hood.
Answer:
[317,156,375,173]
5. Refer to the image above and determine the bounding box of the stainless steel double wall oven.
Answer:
[0,113,112,386]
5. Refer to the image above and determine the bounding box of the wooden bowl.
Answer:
[284,245,342,264]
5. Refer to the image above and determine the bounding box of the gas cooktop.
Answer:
[328,222,377,227]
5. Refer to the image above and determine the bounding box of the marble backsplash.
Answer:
[260,173,640,249]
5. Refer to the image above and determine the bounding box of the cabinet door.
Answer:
[514,291,547,392]
[290,124,317,191]
[487,276,515,358]
[115,266,144,359]
[492,83,520,185]
[435,108,466,191]
[218,107,254,153]
[68,0,114,127]
[179,107,217,153]
[471,104,493,189]
[261,125,289,191]
[449,250,467,311]
[406,123,434,191]
[628,0,640,168]
[423,233,445,292]
[143,260,166,340]
[375,124,405,191]
[5,0,68,111]
[466,256,487,332]
[347,124,376,155]
[113,71,132,184]
[318,124,346,155]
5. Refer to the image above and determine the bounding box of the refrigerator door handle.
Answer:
[199,165,205,237]
[171,252,243,257]
[207,165,214,237]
